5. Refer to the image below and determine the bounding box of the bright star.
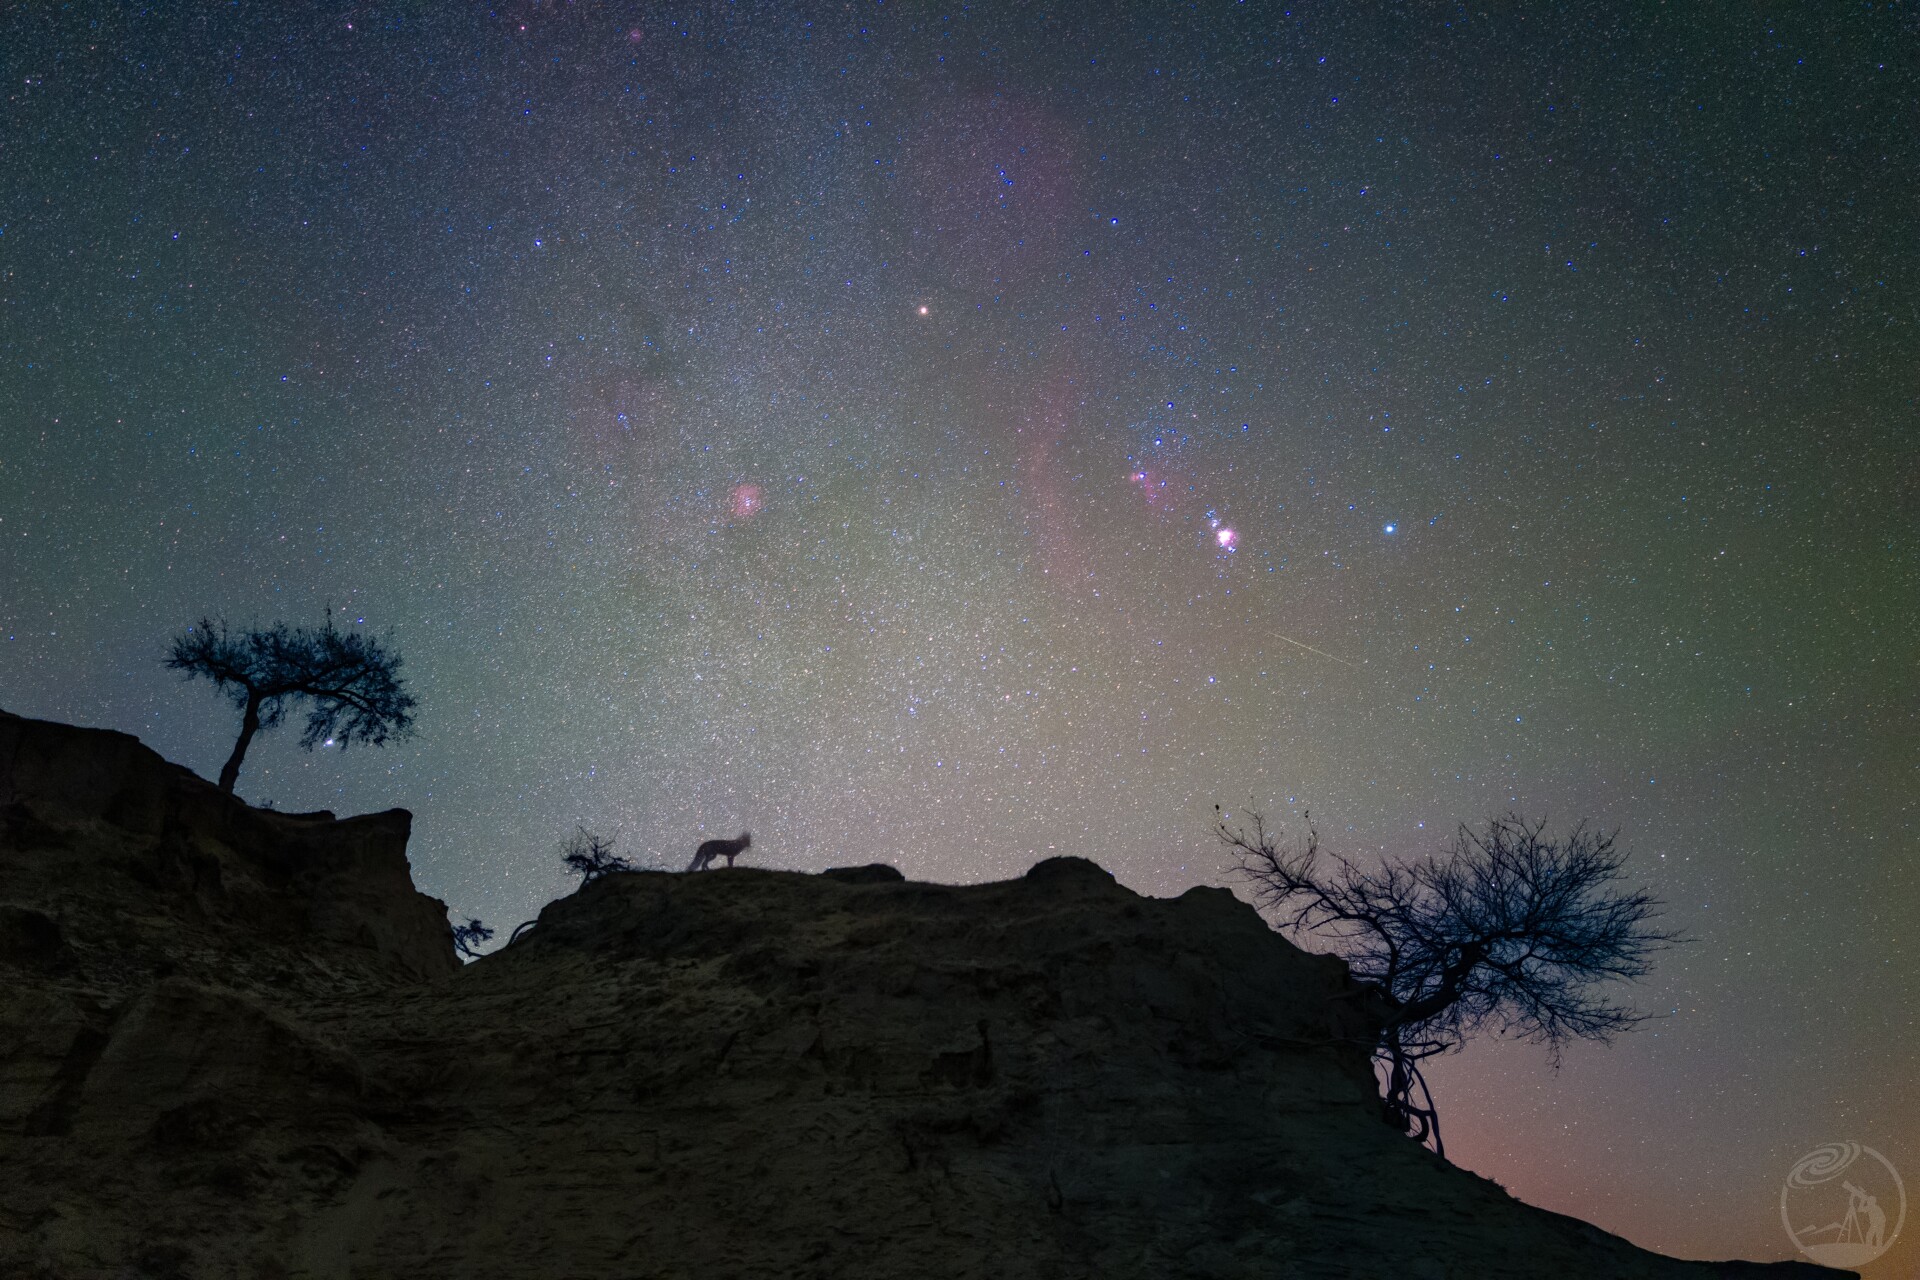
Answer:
[1384,523,1397,534]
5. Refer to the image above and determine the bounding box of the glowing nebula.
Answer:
[728,483,765,520]
[1129,468,1175,512]
[1215,527,1237,550]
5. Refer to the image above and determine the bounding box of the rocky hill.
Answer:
[0,710,1849,1279]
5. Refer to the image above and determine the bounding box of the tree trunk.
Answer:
[217,694,262,793]
[1385,940,1488,1030]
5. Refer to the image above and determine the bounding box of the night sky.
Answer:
[3,3,1915,1269]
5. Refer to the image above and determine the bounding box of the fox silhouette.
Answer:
[687,831,752,872]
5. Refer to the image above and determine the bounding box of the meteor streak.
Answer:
[1272,633,1355,667]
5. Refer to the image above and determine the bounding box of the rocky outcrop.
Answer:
[0,712,1848,1279]
[0,710,456,992]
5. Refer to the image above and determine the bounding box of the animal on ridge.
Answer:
[687,831,751,872]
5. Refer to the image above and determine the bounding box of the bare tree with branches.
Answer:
[451,918,494,960]
[1215,807,1677,1157]
[560,826,636,884]
[499,828,644,948]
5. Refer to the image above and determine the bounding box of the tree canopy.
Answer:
[166,613,417,793]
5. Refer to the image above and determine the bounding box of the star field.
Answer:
[2,3,1915,1268]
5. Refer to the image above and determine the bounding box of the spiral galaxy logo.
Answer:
[1781,1142,1905,1268]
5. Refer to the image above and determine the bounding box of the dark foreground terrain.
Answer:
[0,710,1850,1279]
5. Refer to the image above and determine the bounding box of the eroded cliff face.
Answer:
[0,710,456,993]
[0,712,1847,1279]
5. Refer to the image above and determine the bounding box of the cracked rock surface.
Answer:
[0,710,1849,1279]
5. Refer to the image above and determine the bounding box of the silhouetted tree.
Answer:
[1215,808,1676,1157]
[495,830,648,947]
[560,826,635,884]
[165,613,417,793]
[451,918,494,960]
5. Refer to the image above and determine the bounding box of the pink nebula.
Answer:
[1130,468,1179,512]
[728,483,765,520]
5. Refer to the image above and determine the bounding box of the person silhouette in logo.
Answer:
[1862,1189,1886,1249]
[1839,1182,1887,1249]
